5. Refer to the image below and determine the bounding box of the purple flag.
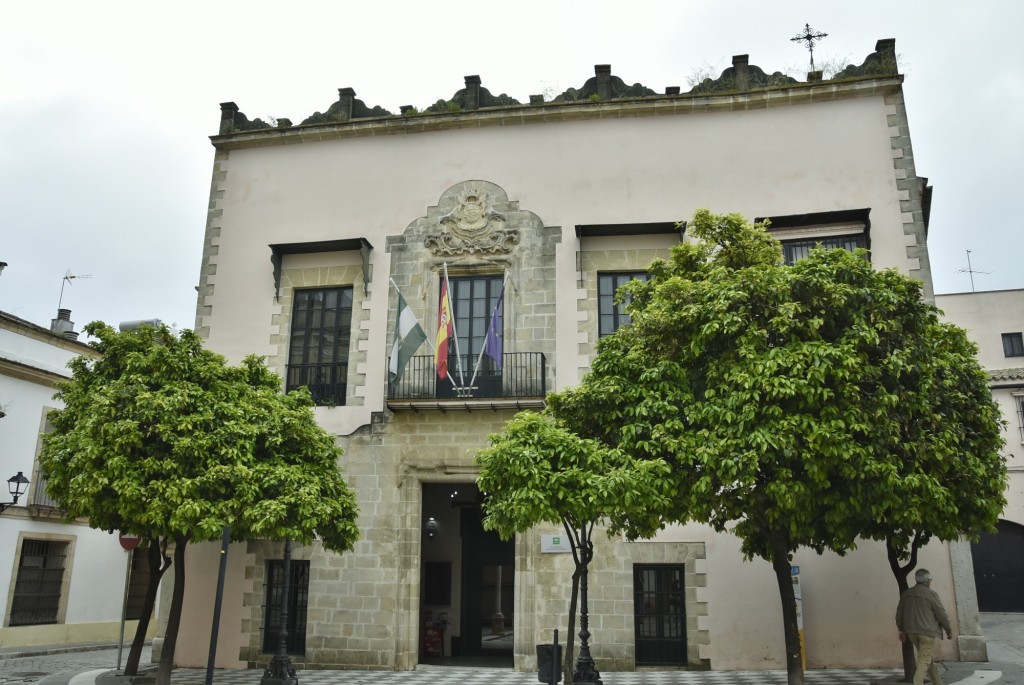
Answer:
[483,284,505,368]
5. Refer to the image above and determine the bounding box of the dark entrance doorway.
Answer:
[420,483,514,666]
[633,564,687,665]
[972,519,1024,612]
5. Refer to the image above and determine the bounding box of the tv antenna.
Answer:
[956,250,989,293]
[58,269,92,309]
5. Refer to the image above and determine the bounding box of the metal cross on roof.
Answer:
[791,23,828,73]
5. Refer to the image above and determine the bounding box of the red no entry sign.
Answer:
[118,533,142,551]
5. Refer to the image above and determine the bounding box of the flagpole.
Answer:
[390,278,459,390]
[468,270,508,389]
[442,262,467,389]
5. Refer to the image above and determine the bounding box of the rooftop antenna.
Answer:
[956,250,989,293]
[58,269,92,310]
[790,23,828,73]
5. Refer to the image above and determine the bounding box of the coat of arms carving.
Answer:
[425,190,520,256]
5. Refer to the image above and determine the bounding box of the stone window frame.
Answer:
[4,532,76,627]
[269,260,368,409]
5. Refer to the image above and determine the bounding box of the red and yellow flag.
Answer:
[435,279,454,379]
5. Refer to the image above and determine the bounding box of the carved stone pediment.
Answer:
[425,188,520,257]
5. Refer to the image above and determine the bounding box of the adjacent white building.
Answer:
[0,309,150,648]
[937,289,1024,613]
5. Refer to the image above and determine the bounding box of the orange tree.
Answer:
[40,322,359,685]
[550,210,1005,685]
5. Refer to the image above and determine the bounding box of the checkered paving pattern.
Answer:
[167,666,903,685]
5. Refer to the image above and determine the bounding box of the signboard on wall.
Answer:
[541,534,572,553]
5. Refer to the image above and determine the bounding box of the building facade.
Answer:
[0,310,151,647]
[175,39,988,672]
[937,289,1024,613]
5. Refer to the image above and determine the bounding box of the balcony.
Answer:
[388,352,546,411]
[286,362,348,406]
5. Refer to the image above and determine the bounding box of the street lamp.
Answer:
[0,472,30,514]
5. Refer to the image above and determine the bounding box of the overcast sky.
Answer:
[2,1,1021,336]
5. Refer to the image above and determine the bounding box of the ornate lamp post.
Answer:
[261,538,297,685]
[573,531,603,685]
[0,472,30,515]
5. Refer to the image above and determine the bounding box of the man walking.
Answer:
[896,568,953,685]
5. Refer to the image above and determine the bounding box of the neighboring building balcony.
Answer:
[286,362,348,406]
[388,352,546,411]
[28,470,63,520]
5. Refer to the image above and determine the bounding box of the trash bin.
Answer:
[536,643,562,683]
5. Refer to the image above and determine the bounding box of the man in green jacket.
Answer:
[896,568,953,685]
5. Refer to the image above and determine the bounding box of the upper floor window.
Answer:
[781,234,868,265]
[599,272,650,337]
[1002,332,1024,358]
[286,287,353,406]
[441,274,504,391]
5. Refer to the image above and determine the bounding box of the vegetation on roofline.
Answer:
[223,42,900,134]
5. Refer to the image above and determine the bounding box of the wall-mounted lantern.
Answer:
[0,472,30,515]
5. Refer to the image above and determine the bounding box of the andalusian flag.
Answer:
[389,290,427,382]
[435,278,454,379]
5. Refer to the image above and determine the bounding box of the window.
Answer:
[263,559,310,655]
[781,233,867,265]
[598,272,650,337]
[31,414,59,508]
[1003,333,1024,358]
[286,287,353,405]
[1015,395,1024,444]
[10,540,68,626]
[633,564,686,665]
[125,546,152,621]
[438,274,504,397]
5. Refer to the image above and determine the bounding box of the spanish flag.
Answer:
[436,279,454,379]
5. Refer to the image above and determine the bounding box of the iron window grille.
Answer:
[781,233,868,265]
[286,287,353,405]
[262,559,310,656]
[1015,395,1024,445]
[598,272,650,338]
[10,540,68,626]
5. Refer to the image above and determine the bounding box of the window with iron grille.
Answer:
[781,234,867,265]
[32,414,59,508]
[633,564,686,665]
[1015,395,1024,444]
[262,560,310,655]
[10,540,68,626]
[1003,333,1024,358]
[286,287,353,405]
[125,546,152,621]
[598,272,650,338]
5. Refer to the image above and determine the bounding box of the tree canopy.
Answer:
[476,411,671,683]
[40,322,359,683]
[550,210,1006,684]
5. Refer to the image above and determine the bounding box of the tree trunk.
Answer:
[563,564,582,685]
[125,537,171,675]
[156,535,188,685]
[887,535,921,683]
[769,537,804,685]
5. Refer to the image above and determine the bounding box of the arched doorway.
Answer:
[972,519,1024,612]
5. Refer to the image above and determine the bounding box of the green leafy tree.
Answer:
[476,411,670,684]
[40,322,359,685]
[551,210,1006,685]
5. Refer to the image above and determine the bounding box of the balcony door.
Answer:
[438,274,503,398]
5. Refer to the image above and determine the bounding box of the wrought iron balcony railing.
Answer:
[286,362,348,406]
[389,352,546,401]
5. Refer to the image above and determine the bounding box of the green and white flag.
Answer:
[389,289,427,382]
